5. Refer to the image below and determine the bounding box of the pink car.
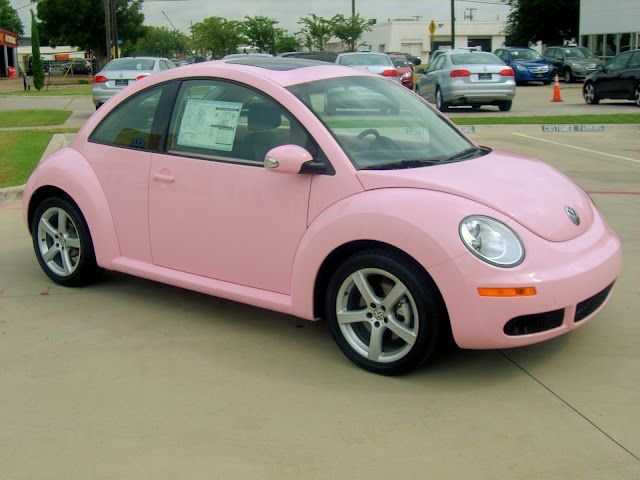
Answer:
[23,57,621,375]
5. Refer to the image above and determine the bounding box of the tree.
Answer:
[0,0,23,35]
[36,0,145,63]
[331,13,374,52]
[275,32,299,54]
[191,17,244,59]
[30,11,44,90]
[297,14,333,51]
[126,25,190,58]
[242,16,279,54]
[504,0,579,46]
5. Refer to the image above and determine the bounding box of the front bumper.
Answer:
[429,206,621,349]
[515,69,553,82]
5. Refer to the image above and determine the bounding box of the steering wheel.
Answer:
[357,128,400,151]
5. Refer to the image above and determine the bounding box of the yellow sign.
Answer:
[428,19,437,36]
[4,34,17,45]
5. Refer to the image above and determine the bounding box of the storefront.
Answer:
[580,0,640,59]
[0,28,19,77]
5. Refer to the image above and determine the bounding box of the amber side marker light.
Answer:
[478,287,537,297]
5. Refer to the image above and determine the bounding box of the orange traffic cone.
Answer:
[551,73,563,102]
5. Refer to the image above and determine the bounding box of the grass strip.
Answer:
[452,114,640,125]
[0,109,72,127]
[0,130,55,188]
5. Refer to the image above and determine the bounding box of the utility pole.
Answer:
[450,0,455,48]
[110,0,119,58]
[352,0,355,19]
[104,0,112,60]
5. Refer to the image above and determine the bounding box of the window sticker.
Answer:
[177,99,243,152]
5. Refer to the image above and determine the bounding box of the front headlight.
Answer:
[516,65,528,72]
[459,216,525,267]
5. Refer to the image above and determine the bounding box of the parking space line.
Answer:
[512,133,640,165]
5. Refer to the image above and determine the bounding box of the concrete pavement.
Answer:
[0,126,639,479]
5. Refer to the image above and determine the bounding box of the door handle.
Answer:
[152,172,175,183]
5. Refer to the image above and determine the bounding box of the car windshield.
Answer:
[288,76,480,170]
[578,47,596,58]
[339,54,392,66]
[564,48,589,59]
[103,58,155,71]
[510,49,541,60]
[391,58,411,67]
[451,52,503,65]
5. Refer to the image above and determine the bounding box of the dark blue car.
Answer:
[494,47,554,85]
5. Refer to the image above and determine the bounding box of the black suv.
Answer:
[543,46,604,83]
[583,49,640,106]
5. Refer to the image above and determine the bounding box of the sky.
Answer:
[10,0,511,37]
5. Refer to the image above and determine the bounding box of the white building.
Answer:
[579,0,640,58]
[330,19,506,61]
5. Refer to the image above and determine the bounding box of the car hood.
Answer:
[356,149,594,242]
[568,58,603,67]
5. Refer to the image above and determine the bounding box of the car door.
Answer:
[419,55,446,100]
[620,51,640,99]
[598,52,633,97]
[148,79,316,294]
[85,81,178,263]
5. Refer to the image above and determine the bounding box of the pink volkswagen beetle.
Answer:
[23,58,621,374]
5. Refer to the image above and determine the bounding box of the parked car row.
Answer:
[583,49,640,107]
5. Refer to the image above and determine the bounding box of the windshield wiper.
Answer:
[360,159,440,170]
[440,146,489,162]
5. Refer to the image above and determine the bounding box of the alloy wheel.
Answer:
[37,207,82,277]
[335,268,419,363]
[584,84,595,104]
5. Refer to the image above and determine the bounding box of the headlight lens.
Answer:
[516,65,527,72]
[459,216,524,267]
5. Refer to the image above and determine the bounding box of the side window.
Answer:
[608,52,632,71]
[90,85,165,150]
[167,79,312,165]
[432,56,446,70]
[629,51,640,68]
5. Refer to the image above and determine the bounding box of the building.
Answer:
[330,19,506,61]
[16,38,87,74]
[0,28,19,77]
[580,0,640,58]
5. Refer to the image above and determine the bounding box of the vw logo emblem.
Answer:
[564,206,580,226]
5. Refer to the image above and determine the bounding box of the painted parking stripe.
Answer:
[512,132,640,165]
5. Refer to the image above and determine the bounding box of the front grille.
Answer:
[504,309,565,336]
[530,66,549,73]
[574,283,614,322]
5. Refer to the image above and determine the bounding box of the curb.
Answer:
[0,184,25,204]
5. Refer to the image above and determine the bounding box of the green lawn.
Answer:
[0,130,54,188]
[1,85,92,96]
[452,114,640,125]
[0,109,72,127]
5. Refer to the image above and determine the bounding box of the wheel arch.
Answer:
[311,239,449,324]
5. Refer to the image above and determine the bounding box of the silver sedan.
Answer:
[335,52,403,84]
[92,57,175,108]
[417,50,516,111]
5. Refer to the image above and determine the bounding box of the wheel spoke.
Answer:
[40,218,58,238]
[367,327,384,361]
[57,210,68,235]
[43,246,58,262]
[386,316,417,346]
[381,282,407,311]
[337,309,369,325]
[61,249,73,274]
[65,237,81,249]
[351,271,379,306]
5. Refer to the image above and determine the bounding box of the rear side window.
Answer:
[451,53,503,65]
[90,85,165,150]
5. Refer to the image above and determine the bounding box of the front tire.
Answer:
[583,82,600,105]
[634,84,640,107]
[32,197,102,287]
[563,68,573,83]
[326,250,444,375]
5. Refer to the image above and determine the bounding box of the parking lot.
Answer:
[1,85,640,478]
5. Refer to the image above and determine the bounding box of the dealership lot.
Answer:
[1,122,639,478]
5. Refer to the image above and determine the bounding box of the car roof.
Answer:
[226,57,328,70]
[503,47,535,50]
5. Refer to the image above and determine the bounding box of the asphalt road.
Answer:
[1,124,639,479]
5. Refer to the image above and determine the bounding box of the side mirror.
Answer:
[264,145,313,174]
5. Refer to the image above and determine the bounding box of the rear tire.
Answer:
[634,84,640,107]
[499,100,512,112]
[435,87,449,112]
[583,82,600,105]
[326,249,445,375]
[32,196,102,287]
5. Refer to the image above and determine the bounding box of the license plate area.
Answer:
[115,79,128,86]
[478,73,492,80]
